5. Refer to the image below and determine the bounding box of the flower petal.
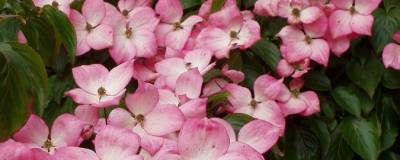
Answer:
[355,0,381,15]
[217,152,248,160]
[310,39,330,66]
[238,120,281,153]
[299,91,320,116]
[133,126,164,155]
[82,0,106,26]
[87,24,113,50]
[74,105,99,125]
[175,69,203,99]
[179,98,207,119]
[53,147,99,160]
[351,14,373,36]
[143,104,184,136]
[329,10,352,38]
[155,0,183,23]
[126,82,159,115]
[13,114,49,147]
[382,43,400,69]
[224,83,252,109]
[71,64,109,94]
[228,142,264,160]
[51,114,84,147]
[103,60,134,95]
[108,108,137,129]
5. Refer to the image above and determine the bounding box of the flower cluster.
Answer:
[1,0,385,159]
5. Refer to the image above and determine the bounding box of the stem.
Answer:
[103,108,108,125]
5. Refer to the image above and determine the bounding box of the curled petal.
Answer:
[126,82,159,115]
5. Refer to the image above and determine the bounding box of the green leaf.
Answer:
[249,39,281,72]
[180,0,202,9]
[42,5,76,64]
[371,8,400,53]
[0,42,47,141]
[284,122,320,160]
[384,0,400,11]
[382,68,400,89]
[379,95,399,151]
[305,118,331,156]
[223,113,254,134]
[346,56,384,97]
[0,18,20,42]
[379,151,399,160]
[341,118,380,160]
[304,70,332,91]
[324,125,354,160]
[43,98,75,126]
[331,86,362,117]
[203,69,222,82]
[207,91,230,117]
[211,0,224,13]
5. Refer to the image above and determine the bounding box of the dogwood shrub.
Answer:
[0,0,400,159]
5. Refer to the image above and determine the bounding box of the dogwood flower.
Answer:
[277,0,323,24]
[382,32,400,69]
[65,60,134,108]
[32,0,72,15]
[70,0,113,56]
[0,140,32,159]
[276,58,310,78]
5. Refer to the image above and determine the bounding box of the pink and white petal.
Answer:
[155,58,186,80]
[109,34,137,64]
[13,114,49,147]
[82,0,106,26]
[71,64,108,94]
[158,154,182,160]
[57,4,71,16]
[300,7,322,24]
[158,89,180,106]
[103,3,124,28]
[108,108,137,129]
[53,147,99,160]
[0,140,33,160]
[285,41,312,63]
[252,101,285,135]
[355,0,381,15]
[351,14,373,36]
[299,91,320,116]
[217,152,248,160]
[182,15,203,28]
[31,148,53,160]
[327,35,350,57]
[228,142,264,160]
[331,0,353,9]
[208,5,243,30]
[279,97,308,116]
[165,28,191,51]
[210,118,236,143]
[132,30,158,58]
[87,24,113,50]
[178,118,230,160]
[329,10,352,38]
[65,88,99,105]
[224,84,252,109]
[276,59,294,77]
[254,74,283,101]
[118,0,151,11]
[94,91,125,108]
[236,20,261,49]
[143,104,185,136]
[382,43,400,69]
[95,126,141,160]
[238,120,281,153]
[310,39,330,66]
[32,0,53,7]
[195,27,231,55]
[132,126,164,155]
[277,1,292,18]
[133,62,159,82]
[128,7,160,31]
[175,69,203,99]
[202,78,229,96]
[277,26,305,44]
[125,82,159,115]
[69,10,87,30]
[155,23,174,47]
[74,105,99,125]
[103,60,134,95]
[184,49,213,71]
[155,0,183,23]
[179,98,207,119]
[51,114,84,147]
[304,14,328,38]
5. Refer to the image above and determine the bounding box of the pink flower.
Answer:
[32,0,72,15]
[253,0,281,16]
[382,43,400,69]
[74,105,100,139]
[155,0,203,53]
[118,0,151,18]
[224,74,287,133]
[276,59,310,78]
[0,140,32,160]
[279,78,320,116]
[69,0,114,56]
[65,60,134,108]
[329,0,381,38]
[277,1,323,24]
[108,82,184,154]
[12,114,84,153]
[109,7,159,64]
[196,4,261,58]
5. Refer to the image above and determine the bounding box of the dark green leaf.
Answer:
[379,151,399,160]
[304,70,332,91]
[42,5,76,64]
[379,95,399,151]
[0,18,20,42]
[180,0,202,9]
[203,69,222,82]
[331,86,362,117]
[249,39,281,72]
[384,0,400,11]
[211,0,224,13]
[224,113,254,134]
[0,42,47,141]
[284,122,320,160]
[382,68,400,89]
[324,125,354,160]
[341,118,380,160]
[305,118,331,156]
[207,91,230,104]
[346,56,384,97]
[371,8,400,53]
[42,98,75,125]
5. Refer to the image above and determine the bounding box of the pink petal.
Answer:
[158,89,180,106]
[277,26,305,45]
[86,24,113,50]
[158,154,182,160]
[224,84,252,109]
[109,24,137,64]
[184,49,213,71]
[102,3,124,28]
[133,126,164,155]
[143,104,184,136]
[165,28,191,51]
[53,147,99,160]
[217,152,248,160]
[355,0,381,15]
[13,114,49,147]
[285,41,312,63]
[238,120,281,153]
[133,62,159,81]
[208,5,243,31]
[155,23,174,47]
[179,98,207,119]
[393,31,400,43]
[253,74,284,101]
[51,114,84,147]
[252,101,286,135]
[326,35,350,57]
[202,78,229,96]
[211,118,236,143]
[331,0,353,9]
[155,0,183,23]
[93,91,126,108]
[175,69,203,99]
[32,0,53,7]
[195,27,231,58]
[304,14,328,38]
[71,64,109,94]
[0,140,33,160]
[310,39,330,66]
[351,14,373,36]
[178,118,230,160]
[228,142,264,160]
[69,10,86,31]
[74,105,99,125]
[95,126,141,160]
[82,0,106,26]
[236,20,261,49]
[382,43,400,69]
[222,65,245,83]
[118,0,151,11]
[132,30,158,58]
[299,91,320,116]
[108,108,137,129]
[155,58,187,88]
[300,7,322,24]
[279,96,308,116]
[64,88,99,105]
[102,60,134,95]
[126,82,159,115]
[128,7,160,31]
[276,59,294,77]
[329,10,352,38]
